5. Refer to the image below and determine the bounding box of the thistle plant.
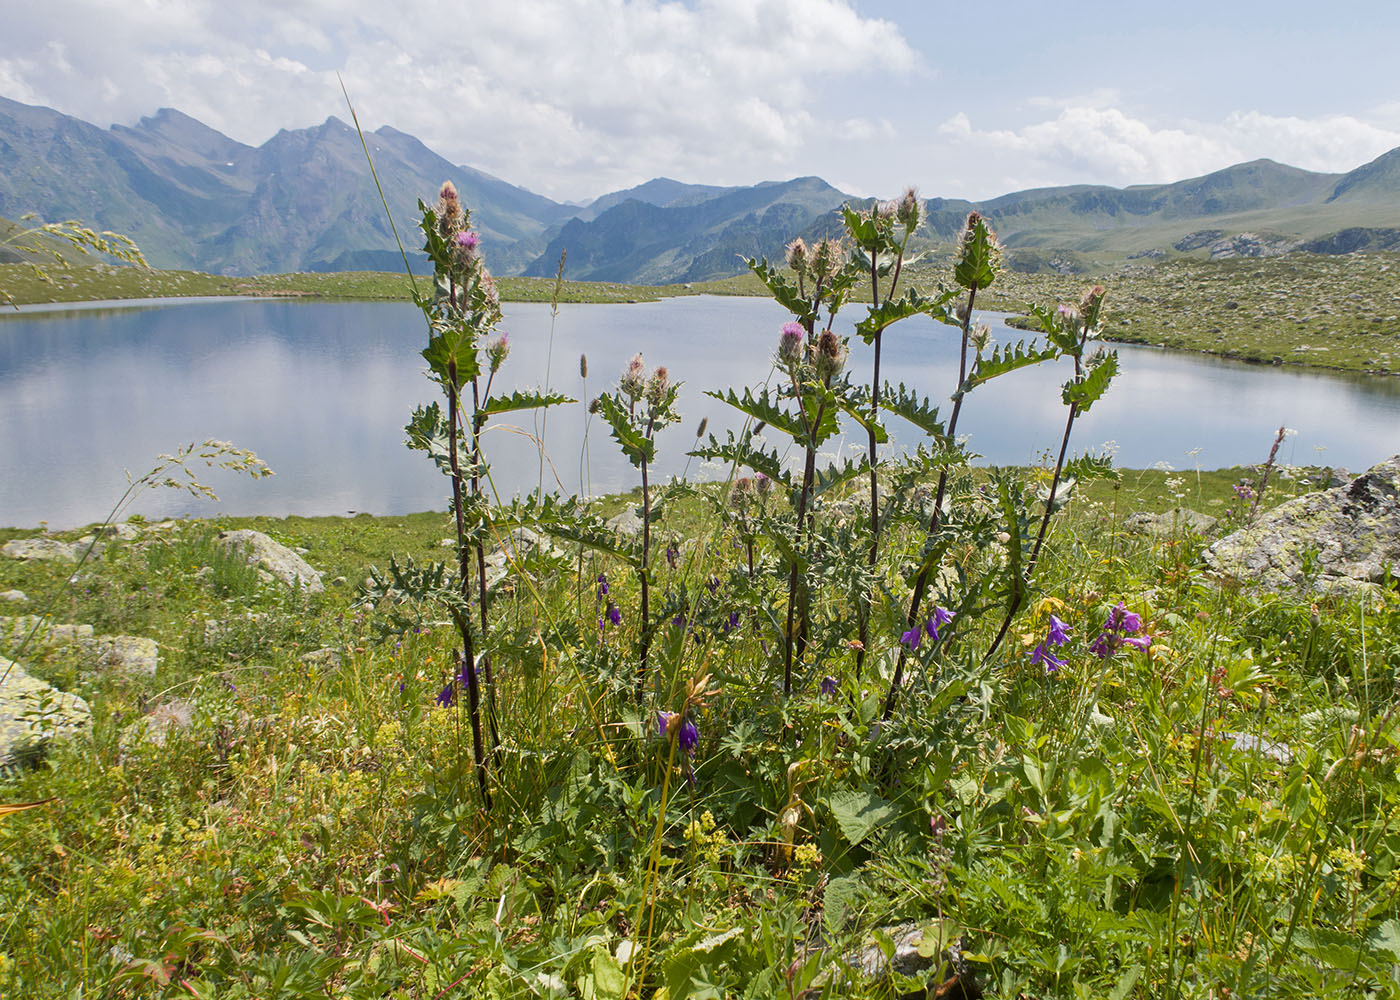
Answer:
[842,189,955,675]
[985,284,1119,662]
[594,355,682,693]
[397,182,572,805]
[698,237,877,692]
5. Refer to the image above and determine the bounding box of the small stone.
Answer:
[1125,508,1219,538]
[299,647,342,669]
[605,507,645,539]
[90,635,159,676]
[2,537,99,563]
[0,590,27,604]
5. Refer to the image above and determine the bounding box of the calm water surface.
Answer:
[2,295,1397,528]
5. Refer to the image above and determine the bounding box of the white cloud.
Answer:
[934,106,1400,198]
[0,0,918,200]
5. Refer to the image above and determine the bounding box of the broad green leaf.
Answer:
[1062,352,1118,413]
[421,320,480,387]
[1369,918,1400,959]
[480,388,575,416]
[823,875,863,934]
[828,788,898,847]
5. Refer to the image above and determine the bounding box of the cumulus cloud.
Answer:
[0,0,917,200]
[934,106,1400,197]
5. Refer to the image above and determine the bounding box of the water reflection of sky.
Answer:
[1,295,1396,528]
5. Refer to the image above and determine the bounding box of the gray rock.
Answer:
[0,656,90,768]
[1125,507,1219,538]
[0,590,27,604]
[90,635,159,676]
[1,615,95,655]
[605,507,645,538]
[299,647,342,669]
[843,921,975,996]
[129,698,196,748]
[216,529,324,592]
[483,528,565,588]
[1220,731,1293,764]
[1,537,101,562]
[1205,456,1400,594]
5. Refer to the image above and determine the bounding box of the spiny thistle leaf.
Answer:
[1062,452,1119,483]
[854,287,957,343]
[707,387,807,444]
[595,392,653,468]
[493,494,641,567]
[813,456,871,499]
[836,389,888,444]
[689,431,791,489]
[1062,352,1119,413]
[746,256,815,323]
[953,213,1001,290]
[961,340,1061,395]
[480,388,575,416]
[421,318,479,387]
[880,382,948,442]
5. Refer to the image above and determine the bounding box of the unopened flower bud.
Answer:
[755,472,774,500]
[813,329,847,381]
[621,353,646,399]
[729,477,751,509]
[970,322,991,354]
[785,237,808,277]
[646,366,670,407]
[588,396,602,414]
[896,186,921,230]
[485,333,510,373]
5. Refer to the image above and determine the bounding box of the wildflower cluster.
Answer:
[1031,614,1071,672]
[1090,603,1150,659]
[900,606,954,652]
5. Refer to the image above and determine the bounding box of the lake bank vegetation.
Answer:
[2,195,1398,999]
[3,245,1396,378]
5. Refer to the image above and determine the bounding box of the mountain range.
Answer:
[3,96,1399,281]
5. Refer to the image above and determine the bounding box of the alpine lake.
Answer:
[2,294,1398,529]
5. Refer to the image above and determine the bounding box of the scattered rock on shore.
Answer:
[0,656,90,768]
[216,530,324,592]
[1205,456,1400,594]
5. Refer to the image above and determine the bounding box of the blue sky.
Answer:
[3,0,1397,202]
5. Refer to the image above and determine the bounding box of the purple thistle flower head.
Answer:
[778,321,805,366]
[820,675,839,697]
[900,625,923,651]
[678,718,700,756]
[1031,642,1066,673]
[455,230,480,250]
[1046,614,1071,646]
